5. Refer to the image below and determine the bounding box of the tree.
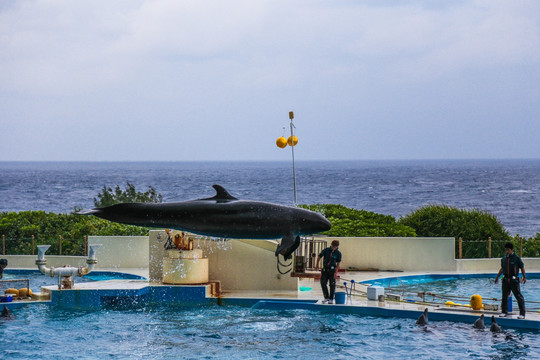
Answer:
[94,182,163,207]
[398,204,510,241]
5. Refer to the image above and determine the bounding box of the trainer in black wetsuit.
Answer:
[0,259,7,279]
[316,240,342,304]
[495,242,526,319]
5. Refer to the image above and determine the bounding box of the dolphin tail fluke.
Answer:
[275,235,301,261]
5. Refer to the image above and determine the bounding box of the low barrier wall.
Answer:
[88,236,148,269]
[2,255,90,269]
[457,258,540,272]
[328,237,456,271]
[6,235,539,286]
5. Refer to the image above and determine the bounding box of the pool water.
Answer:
[367,275,540,310]
[1,304,539,359]
[1,270,145,292]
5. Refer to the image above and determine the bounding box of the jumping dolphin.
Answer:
[77,185,331,259]
[416,308,428,325]
[473,314,485,329]
[490,316,501,332]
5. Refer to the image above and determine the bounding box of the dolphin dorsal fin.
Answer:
[211,184,238,201]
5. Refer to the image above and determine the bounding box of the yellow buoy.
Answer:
[287,135,298,146]
[18,288,33,297]
[470,294,483,310]
[445,301,455,306]
[5,288,19,297]
[276,137,287,148]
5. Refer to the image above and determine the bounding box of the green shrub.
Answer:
[398,204,510,241]
[0,211,148,255]
[299,204,416,237]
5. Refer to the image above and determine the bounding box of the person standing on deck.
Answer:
[495,242,526,319]
[0,259,7,279]
[316,240,342,304]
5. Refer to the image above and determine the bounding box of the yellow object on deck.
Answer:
[5,288,19,297]
[18,288,33,297]
[470,294,483,310]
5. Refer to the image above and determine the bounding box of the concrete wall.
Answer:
[6,234,540,288]
[88,236,148,269]
[457,258,540,272]
[206,239,297,291]
[3,236,149,270]
[328,237,456,271]
[148,230,297,290]
[3,255,90,269]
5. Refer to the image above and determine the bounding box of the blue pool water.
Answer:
[365,274,540,310]
[0,273,539,358]
[1,304,539,359]
[1,270,145,292]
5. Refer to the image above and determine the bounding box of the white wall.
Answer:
[3,255,89,269]
[457,258,540,272]
[148,230,297,290]
[4,236,149,270]
[329,237,456,271]
[88,236,148,269]
[6,235,540,287]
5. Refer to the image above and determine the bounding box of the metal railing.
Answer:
[1,235,88,256]
[294,236,327,272]
[456,236,540,259]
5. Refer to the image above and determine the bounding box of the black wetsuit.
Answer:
[318,247,342,300]
[0,258,7,279]
[500,252,526,316]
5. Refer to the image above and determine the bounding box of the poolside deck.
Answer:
[4,269,537,331]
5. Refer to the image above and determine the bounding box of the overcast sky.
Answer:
[1,0,539,161]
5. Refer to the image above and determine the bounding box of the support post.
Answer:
[84,235,88,257]
[32,235,35,255]
[488,236,492,259]
[458,237,462,259]
[2,235,5,255]
[289,111,297,205]
[520,237,523,258]
[59,235,63,256]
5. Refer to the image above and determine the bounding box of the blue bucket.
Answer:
[0,295,13,303]
[335,292,346,304]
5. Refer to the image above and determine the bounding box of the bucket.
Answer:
[0,295,13,303]
[335,292,346,304]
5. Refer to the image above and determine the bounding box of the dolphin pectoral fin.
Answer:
[275,235,301,260]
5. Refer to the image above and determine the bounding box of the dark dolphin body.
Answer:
[490,316,501,332]
[1,305,14,320]
[78,185,331,259]
[416,308,428,325]
[473,314,485,329]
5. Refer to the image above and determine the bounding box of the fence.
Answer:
[456,237,540,259]
[294,236,328,272]
[1,235,88,257]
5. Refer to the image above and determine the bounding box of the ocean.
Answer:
[0,160,539,237]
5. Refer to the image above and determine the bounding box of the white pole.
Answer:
[289,111,297,205]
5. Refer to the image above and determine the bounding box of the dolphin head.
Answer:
[294,207,331,235]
